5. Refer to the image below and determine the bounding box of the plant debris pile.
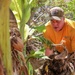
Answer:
[26,37,45,70]
[26,36,75,75]
[26,37,43,54]
[40,49,75,75]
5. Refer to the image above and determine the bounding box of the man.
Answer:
[43,7,75,56]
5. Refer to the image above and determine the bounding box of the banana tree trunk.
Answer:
[0,0,13,75]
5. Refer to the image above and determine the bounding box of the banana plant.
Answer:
[10,0,38,75]
[10,0,38,42]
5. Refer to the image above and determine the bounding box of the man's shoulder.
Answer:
[66,18,75,23]
[45,21,51,26]
[65,18,75,28]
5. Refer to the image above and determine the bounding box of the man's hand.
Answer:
[45,48,53,56]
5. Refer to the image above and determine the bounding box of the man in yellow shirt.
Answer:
[43,7,75,56]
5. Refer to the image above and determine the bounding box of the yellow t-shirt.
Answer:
[43,19,75,53]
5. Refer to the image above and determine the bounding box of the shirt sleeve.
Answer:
[71,29,75,52]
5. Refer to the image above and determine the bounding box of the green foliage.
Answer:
[38,0,49,6]
[20,5,31,25]
[29,0,38,8]
[65,0,75,20]
[10,0,39,41]
[33,25,45,32]
[26,48,45,62]
[10,0,22,23]
[39,36,53,49]
[33,48,45,58]
[26,48,50,65]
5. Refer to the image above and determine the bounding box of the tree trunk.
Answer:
[0,0,13,75]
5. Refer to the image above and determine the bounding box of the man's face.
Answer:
[51,17,65,31]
